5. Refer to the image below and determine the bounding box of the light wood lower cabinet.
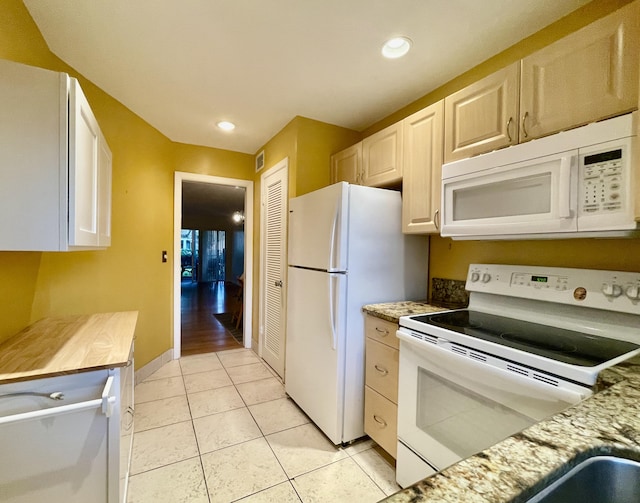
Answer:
[364,315,399,458]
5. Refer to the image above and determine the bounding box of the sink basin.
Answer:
[527,455,640,503]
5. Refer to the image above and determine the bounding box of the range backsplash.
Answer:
[431,278,469,309]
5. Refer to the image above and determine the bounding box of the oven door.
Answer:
[441,151,578,238]
[396,330,588,475]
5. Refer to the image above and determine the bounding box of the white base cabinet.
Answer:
[0,364,133,502]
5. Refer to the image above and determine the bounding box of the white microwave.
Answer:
[441,112,639,240]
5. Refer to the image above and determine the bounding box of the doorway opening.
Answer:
[174,172,254,359]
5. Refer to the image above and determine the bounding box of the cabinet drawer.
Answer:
[364,315,399,349]
[364,386,398,458]
[365,338,398,403]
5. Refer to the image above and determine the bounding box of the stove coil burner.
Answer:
[499,332,578,354]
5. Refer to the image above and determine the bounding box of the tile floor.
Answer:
[128,348,400,503]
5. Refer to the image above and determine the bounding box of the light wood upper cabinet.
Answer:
[330,142,362,185]
[402,101,444,234]
[444,63,519,163]
[362,122,403,186]
[520,1,639,141]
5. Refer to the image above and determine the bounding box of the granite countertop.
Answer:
[0,312,138,384]
[381,356,640,503]
[362,301,451,324]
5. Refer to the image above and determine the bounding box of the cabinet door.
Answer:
[362,122,403,186]
[98,129,112,247]
[520,1,639,141]
[69,78,101,247]
[331,142,362,184]
[402,101,444,234]
[444,63,519,163]
[366,338,399,403]
[364,386,398,458]
[364,315,399,350]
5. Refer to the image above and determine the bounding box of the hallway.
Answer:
[181,280,243,355]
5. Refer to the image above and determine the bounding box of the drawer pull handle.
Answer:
[506,116,513,142]
[374,364,389,376]
[373,415,387,428]
[375,327,389,336]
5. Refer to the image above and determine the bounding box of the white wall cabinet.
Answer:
[0,59,112,251]
[0,363,133,503]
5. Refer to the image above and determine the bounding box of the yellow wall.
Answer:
[0,0,253,367]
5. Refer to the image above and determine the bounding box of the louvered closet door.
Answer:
[260,162,288,378]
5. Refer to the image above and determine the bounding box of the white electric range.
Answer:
[395,264,640,488]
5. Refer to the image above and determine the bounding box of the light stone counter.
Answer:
[362,301,450,324]
[380,356,640,502]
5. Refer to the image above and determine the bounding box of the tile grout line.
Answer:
[179,355,213,503]
[135,350,393,502]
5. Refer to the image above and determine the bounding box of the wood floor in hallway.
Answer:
[180,280,243,356]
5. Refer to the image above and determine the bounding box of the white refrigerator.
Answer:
[285,182,428,444]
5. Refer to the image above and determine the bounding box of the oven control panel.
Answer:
[466,264,640,314]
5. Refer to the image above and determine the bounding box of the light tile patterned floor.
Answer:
[127,348,400,503]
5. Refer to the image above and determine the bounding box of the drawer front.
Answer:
[364,386,398,458]
[365,338,399,403]
[365,315,399,349]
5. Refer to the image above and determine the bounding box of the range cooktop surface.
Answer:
[411,310,639,367]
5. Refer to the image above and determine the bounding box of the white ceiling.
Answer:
[24,0,589,154]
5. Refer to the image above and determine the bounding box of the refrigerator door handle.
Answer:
[328,274,338,350]
[329,203,340,271]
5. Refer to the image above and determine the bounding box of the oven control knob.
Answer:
[481,273,492,283]
[601,283,623,298]
[625,285,640,301]
[470,272,480,283]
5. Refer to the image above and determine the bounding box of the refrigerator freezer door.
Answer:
[288,182,348,272]
[285,267,347,444]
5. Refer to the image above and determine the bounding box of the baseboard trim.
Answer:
[134,349,174,384]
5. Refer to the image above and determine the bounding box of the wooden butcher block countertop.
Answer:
[0,311,138,384]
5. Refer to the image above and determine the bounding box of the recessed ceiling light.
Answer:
[217,121,236,131]
[382,37,412,59]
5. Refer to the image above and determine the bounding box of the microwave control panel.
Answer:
[580,147,624,214]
